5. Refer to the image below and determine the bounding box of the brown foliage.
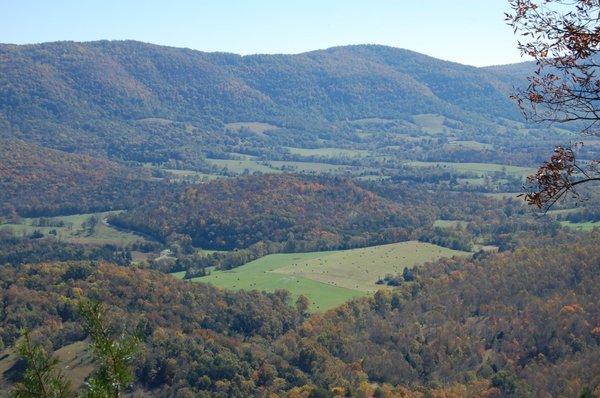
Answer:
[507,0,600,208]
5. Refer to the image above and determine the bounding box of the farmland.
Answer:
[206,158,281,174]
[407,161,535,177]
[190,241,471,311]
[0,211,147,246]
[560,220,600,231]
[225,121,280,134]
[284,146,370,158]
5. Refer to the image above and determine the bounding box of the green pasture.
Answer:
[560,220,600,231]
[0,211,146,246]
[285,146,370,158]
[206,158,281,174]
[190,241,471,312]
[407,161,534,177]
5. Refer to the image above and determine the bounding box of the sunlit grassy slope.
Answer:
[191,241,471,312]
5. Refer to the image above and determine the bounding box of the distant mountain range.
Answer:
[0,40,534,157]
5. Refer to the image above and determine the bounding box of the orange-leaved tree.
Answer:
[507,0,600,210]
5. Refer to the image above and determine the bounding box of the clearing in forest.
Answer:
[192,241,471,312]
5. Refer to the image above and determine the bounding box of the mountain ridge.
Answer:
[0,40,532,161]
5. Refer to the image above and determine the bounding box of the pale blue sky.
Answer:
[0,0,525,66]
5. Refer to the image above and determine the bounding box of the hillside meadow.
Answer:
[188,241,471,311]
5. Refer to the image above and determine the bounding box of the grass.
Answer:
[206,158,281,174]
[446,140,493,150]
[163,168,221,181]
[560,220,600,231]
[412,114,445,133]
[191,251,364,312]
[190,241,471,312]
[285,147,370,158]
[546,208,580,216]
[269,160,377,175]
[225,122,279,134]
[0,341,93,392]
[482,192,523,199]
[0,211,147,246]
[407,161,535,177]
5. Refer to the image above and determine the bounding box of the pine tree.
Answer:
[78,300,140,398]
[11,331,72,398]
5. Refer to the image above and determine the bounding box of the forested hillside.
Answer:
[0,233,598,396]
[109,174,420,250]
[0,139,161,217]
[0,41,524,160]
[1,38,599,397]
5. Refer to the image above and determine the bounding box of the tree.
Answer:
[296,295,311,316]
[507,0,600,210]
[78,300,140,398]
[82,216,98,237]
[11,331,72,398]
[402,267,415,282]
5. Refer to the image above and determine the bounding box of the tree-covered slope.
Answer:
[0,41,525,157]
[1,233,598,396]
[108,174,423,250]
[0,139,159,217]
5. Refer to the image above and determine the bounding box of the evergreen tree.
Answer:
[11,331,72,398]
[78,300,140,398]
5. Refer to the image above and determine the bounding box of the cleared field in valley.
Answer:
[0,211,146,246]
[560,220,600,231]
[407,161,535,177]
[285,147,370,158]
[206,158,281,174]
[191,241,471,311]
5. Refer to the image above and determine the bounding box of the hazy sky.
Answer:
[0,0,526,67]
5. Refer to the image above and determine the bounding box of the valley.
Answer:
[1,39,599,397]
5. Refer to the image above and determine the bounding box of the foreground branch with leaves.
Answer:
[11,301,139,398]
[78,300,140,398]
[10,331,72,398]
[507,0,600,208]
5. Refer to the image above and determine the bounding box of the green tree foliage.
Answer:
[78,300,140,398]
[10,331,72,398]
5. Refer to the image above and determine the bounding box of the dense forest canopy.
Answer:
[0,232,598,396]
[0,139,162,217]
[108,174,421,250]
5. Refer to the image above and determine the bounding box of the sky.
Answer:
[0,0,526,67]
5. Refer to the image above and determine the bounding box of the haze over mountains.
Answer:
[0,40,531,158]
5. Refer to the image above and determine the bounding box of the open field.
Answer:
[163,169,222,182]
[446,140,493,150]
[412,114,445,133]
[269,160,379,175]
[407,161,535,177]
[285,147,370,158]
[0,341,93,392]
[482,192,523,199]
[274,241,471,292]
[190,241,471,311]
[225,122,279,134]
[0,211,147,246]
[560,220,600,231]
[206,158,281,174]
[191,251,364,312]
[546,208,580,216]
